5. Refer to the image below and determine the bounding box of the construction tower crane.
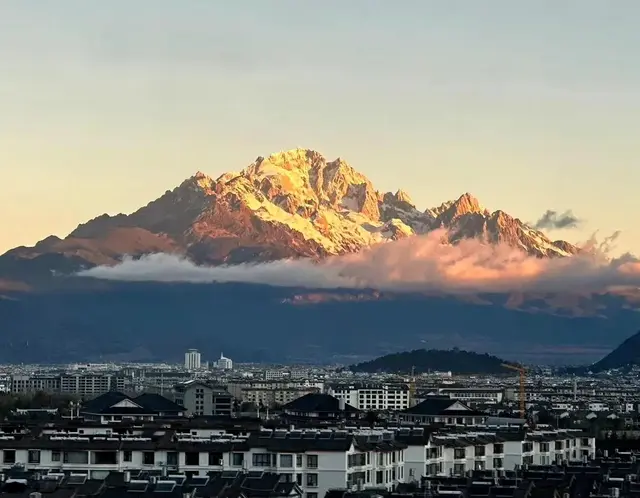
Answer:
[409,366,417,407]
[502,363,527,419]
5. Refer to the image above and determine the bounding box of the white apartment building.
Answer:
[216,353,233,370]
[0,427,405,498]
[184,349,201,371]
[0,423,595,496]
[435,387,505,405]
[60,374,125,397]
[328,383,411,411]
[399,427,596,479]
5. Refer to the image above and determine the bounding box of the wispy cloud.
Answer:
[77,229,639,294]
[533,210,582,230]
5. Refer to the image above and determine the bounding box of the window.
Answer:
[454,448,466,459]
[167,452,178,466]
[540,442,549,452]
[493,458,503,469]
[92,451,117,465]
[123,450,132,462]
[376,471,383,484]
[474,446,485,457]
[555,441,563,450]
[522,442,533,453]
[296,474,302,486]
[493,443,504,454]
[306,455,318,469]
[306,493,318,498]
[306,473,318,487]
[581,438,589,446]
[453,463,465,475]
[143,452,155,465]
[280,454,293,468]
[3,450,16,464]
[185,452,199,466]
[52,451,61,462]
[28,450,41,464]
[209,452,223,466]
[296,454,303,467]
[523,455,533,465]
[64,451,89,464]
[253,453,273,467]
[231,453,244,466]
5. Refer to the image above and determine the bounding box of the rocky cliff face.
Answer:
[1,148,579,283]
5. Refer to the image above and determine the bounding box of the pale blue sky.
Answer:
[1,0,639,254]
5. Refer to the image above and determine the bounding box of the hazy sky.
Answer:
[1,0,639,254]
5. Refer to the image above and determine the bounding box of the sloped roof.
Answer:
[82,392,181,415]
[283,393,359,413]
[401,397,480,416]
[135,393,184,413]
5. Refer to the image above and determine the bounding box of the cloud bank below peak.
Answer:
[76,229,640,295]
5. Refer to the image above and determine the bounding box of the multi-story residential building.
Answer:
[399,426,596,478]
[10,375,62,394]
[328,383,411,411]
[241,387,321,408]
[226,380,324,406]
[0,421,595,494]
[434,387,506,405]
[60,374,125,397]
[0,374,11,393]
[10,373,124,397]
[184,349,201,371]
[173,380,233,416]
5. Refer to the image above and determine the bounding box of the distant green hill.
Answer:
[349,348,514,375]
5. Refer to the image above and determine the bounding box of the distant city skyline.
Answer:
[1,0,639,254]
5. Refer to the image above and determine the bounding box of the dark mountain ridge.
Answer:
[0,281,636,365]
[582,330,640,372]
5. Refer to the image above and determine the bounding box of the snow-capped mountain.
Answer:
[1,148,578,285]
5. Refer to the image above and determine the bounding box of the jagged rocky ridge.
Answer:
[1,148,579,286]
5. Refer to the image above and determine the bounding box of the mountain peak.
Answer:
[180,171,215,193]
[2,148,581,285]
[394,189,414,206]
[432,192,484,225]
[456,192,482,211]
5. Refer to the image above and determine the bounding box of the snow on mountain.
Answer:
[2,148,580,281]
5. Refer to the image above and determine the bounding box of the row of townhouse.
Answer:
[0,423,595,498]
[399,427,596,479]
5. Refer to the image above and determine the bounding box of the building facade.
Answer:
[184,349,201,371]
[0,423,595,496]
[328,383,411,411]
[10,373,125,397]
[173,380,233,417]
